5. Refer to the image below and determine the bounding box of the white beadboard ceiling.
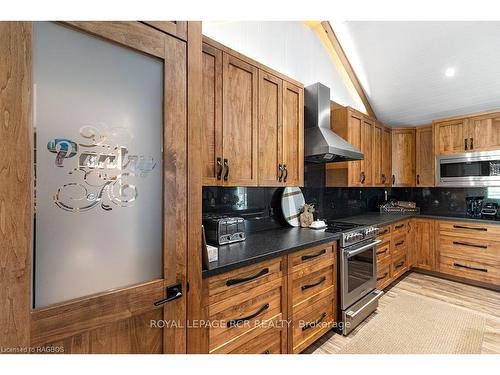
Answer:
[332,21,500,126]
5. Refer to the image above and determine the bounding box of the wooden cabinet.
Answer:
[373,122,383,186]
[467,113,500,152]
[202,38,303,187]
[326,107,376,187]
[205,242,337,354]
[391,128,416,187]
[382,125,392,186]
[415,125,434,187]
[412,219,436,271]
[434,111,500,155]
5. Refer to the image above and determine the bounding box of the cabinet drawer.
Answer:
[291,265,334,313]
[209,284,283,352]
[391,233,407,257]
[391,220,409,236]
[439,235,500,266]
[440,255,500,285]
[288,242,335,273]
[439,220,500,242]
[376,240,391,262]
[376,258,391,289]
[228,327,285,354]
[377,225,391,238]
[292,295,334,353]
[391,252,407,280]
[208,257,284,305]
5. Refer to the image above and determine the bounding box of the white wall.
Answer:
[202,21,364,111]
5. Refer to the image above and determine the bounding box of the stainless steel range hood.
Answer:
[304,82,364,163]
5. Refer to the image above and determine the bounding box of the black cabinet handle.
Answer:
[227,303,269,328]
[453,225,487,232]
[153,283,182,306]
[381,174,386,184]
[226,268,269,286]
[377,249,387,255]
[377,272,388,281]
[416,174,420,185]
[301,276,327,291]
[379,228,389,235]
[301,249,326,261]
[262,350,271,354]
[464,138,468,150]
[283,164,288,183]
[395,224,404,229]
[453,262,487,273]
[470,137,474,150]
[278,164,284,182]
[223,159,229,181]
[360,171,366,184]
[392,175,395,185]
[216,157,223,180]
[395,261,405,269]
[302,312,327,331]
[395,241,405,247]
[452,241,487,249]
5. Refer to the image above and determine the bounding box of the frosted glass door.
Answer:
[33,22,163,308]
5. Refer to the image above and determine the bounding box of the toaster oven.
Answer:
[202,215,246,245]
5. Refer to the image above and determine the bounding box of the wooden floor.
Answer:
[305,271,500,354]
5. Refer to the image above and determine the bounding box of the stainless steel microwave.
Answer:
[436,151,500,187]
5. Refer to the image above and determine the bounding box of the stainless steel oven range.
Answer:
[325,221,384,335]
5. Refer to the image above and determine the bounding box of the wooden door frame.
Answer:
[0,21,202,354]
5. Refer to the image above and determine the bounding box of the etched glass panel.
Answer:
[33,22,163,308]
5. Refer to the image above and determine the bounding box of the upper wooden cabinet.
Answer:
[326,107,376,187]
[391,128,416,187]
[382,126,392,187]
[415,125,434,187]
[201,39,304,187]
[373,121,392,186]
[434,111,500,155]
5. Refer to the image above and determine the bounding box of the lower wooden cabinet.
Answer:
[205,241,337,354]
[412,218,436,271]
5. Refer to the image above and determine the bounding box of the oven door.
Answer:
[341,240,379,309]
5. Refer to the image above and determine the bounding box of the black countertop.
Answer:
[203,227,340,278]
[203,212,500,278]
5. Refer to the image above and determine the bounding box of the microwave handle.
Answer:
[345,240,381,258]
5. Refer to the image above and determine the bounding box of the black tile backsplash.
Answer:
[203,166,500,230]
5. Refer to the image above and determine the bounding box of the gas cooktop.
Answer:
[324,220,362,233]
[324,219,378,247]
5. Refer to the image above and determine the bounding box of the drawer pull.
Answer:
[301,249,326,261]
[227,303,270,328]
[262,350,271,354]
[452,241,487,249]
[394,261,405,269]
[377,249,388,255]
[301,276,327,291]
[395,224,405,229]
[452,225,487,232]
[226,268,269,286]
[453,263,488,273]
[377,272,388,281]
[395,241,405,247]
[302,312,327,331]
[379,228,389,235]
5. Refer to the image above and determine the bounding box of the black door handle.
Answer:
[223,159,229,181]
[216,157,223,180]
[416,174,420,185]
[227,303,269,328]
[360,171,366,184]
[153,283,182,306]
[283,164,288,183]
[392,175,395,185]
[301,276,327,291]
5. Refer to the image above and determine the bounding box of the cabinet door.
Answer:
[222,53,258,186]
[202,43,223,186]
[282,81,304,186]
[347,111,363,186]
[373,122,384,186]
[392,129,416,186]
[416,126,434,187]
[382,126,392,186]
[414,219,435,271]
[360,118,374,186]
[434,119,466,155]
[467,113,500,152]
[258,70,283,186]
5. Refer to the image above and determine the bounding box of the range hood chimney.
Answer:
[304,82,364,163]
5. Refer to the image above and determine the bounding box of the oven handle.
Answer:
[345,240,381,258]
[345,290,384,319]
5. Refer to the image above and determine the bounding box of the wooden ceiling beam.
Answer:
[320,21,377,120]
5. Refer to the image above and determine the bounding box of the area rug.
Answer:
[338,293,486,354]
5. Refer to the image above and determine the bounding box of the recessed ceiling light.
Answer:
[445,67,456,78]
